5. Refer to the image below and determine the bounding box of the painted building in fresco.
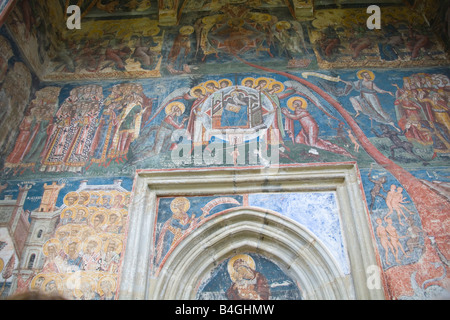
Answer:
[0,0,449,300]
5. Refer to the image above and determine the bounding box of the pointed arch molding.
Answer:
[119,164,385,300]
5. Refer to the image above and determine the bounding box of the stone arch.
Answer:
[151,206,353,300]
[119,165,385,300]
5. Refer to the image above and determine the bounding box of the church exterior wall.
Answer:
[0,1,449,300]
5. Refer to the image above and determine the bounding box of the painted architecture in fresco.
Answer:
[0,0,449,300]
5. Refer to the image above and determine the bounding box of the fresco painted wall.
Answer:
[0,177,132,299]
[0,1,449,300]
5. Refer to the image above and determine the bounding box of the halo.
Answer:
[145,26,160,37]
[275,21,291,31]
[103,236,123,254]
[111,191,124,208]
[219,79,232,87]
[241,77,256,87]
[357,69,375,81]
[99,191,113,207]
[72,206,88,219]
[107,210,122,225]
[204,80,220,92]
[190,85,207,97]
[64,192,79,207]
[227,254,256,283]
[0,258,4,274]
[82,235,103,254]
[77,191,90,205]
[179,26,194,35]
[97,275,117,296]
[165,101,186,115]
[268,81,285,93]
[43,239,62,256]
[90,211,108,227]
[42,275,62,294]
[87,191,100,206]
[30,274,47,290]
[255,77,271,89]
[63,237,82,255]
[287,97,307,110]
[170,197,190,213]
[72,275,96,299]
[60,207,74,219]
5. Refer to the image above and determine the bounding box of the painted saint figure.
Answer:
[282,97,355,158]
[342,70,398,130]
[226,254,270,300]
[154,197,206,267]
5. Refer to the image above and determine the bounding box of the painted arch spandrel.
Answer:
[151,192,350,281]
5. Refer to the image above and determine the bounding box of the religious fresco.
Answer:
[0,0,448,300]
[43,17,164,81]
[197,253,302,300]
[151,192,349,281]
[163,5,314,76]
[1,68,448,178]
[309,7,448,69]
[0,31,35,170]
[5,2,448,81]
[0,177,132,299]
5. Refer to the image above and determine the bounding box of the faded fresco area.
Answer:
[0,0,449,300]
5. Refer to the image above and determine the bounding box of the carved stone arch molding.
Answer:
[153,207,351,300]
[119,164,386,300]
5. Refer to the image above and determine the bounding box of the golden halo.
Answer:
[103,236,123,254]
[97,275,117,296]
[287,97,307,110]
[269,81,285,93]
[145,26,160,37]
[72,206,88,219]
[255,77,271,89]
[165,101,186,115]
[204,80,220,92]
[63,237,82,255]
[90,211,108,227]
[68,224,83,238]
[73,275,96,299]
[202,16,218,25]
[31,274,47,290]
[357,69,375,81]
[64,192,79,207]
[42,275,62,294]
[219,79,232,88]
[107,210,122,225]
[0,258,4,274]
[190,85,207,97]
[60,207,75,220]
[227,254,256,283]
[78,191,90,205]
[99,191,113,207]
[227,18,244,27]
[43,239,62,256]
[82,235,103,255]
[170,197,190,213]
[179,26,194,35]
[275,21,291,31]
[252,13,272,23]
[241,77,256,87]
[87,192,101,206]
